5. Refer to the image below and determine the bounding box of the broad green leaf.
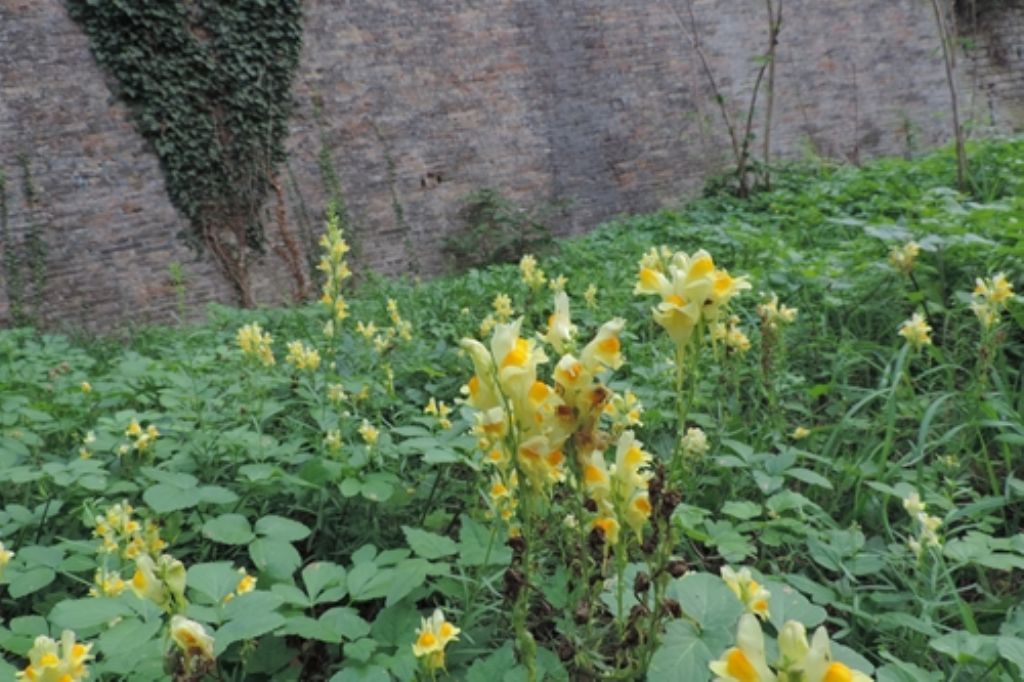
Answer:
[998,636,1024,675]
[202,514,255,545]
[215,611,286,655]
[255,515,311,542]
[647,620,714,682]
[143,483,200,513]
[302,561,347,603]
[7,568,56,598]
[50,598,132,630]
[321,607,371,641]
[188,561,243,604]
[764,579,827,631]
[402,526,458,559]
[249,538,301,580]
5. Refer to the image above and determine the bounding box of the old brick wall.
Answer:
[1,0,1021,329]
[962,0,1024,129]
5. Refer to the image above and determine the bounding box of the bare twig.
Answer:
[929,0,968,190]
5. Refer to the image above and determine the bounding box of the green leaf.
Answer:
[998,636,1024,675]
[764,579,827,631]
[458,514,511,567]
[402,526,458,559]
[255,515,311,542]
[7,568,56,598]
[647,620,714,682]
[302,561,347,603]
[249,538,301,580]
[667,572,742,653]
[344,637,377,663]
[329,664,390,682]
[321,607,371,641]
[188,562,244,604]
[143,483,200,512]
[721,501,761,520]
[202,514,255,545]
[50,598,132,630]
[215,611,286,655]
[785,467,834,489]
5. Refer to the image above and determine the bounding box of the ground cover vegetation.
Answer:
[0,139,1022,681]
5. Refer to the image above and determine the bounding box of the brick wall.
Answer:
[1,0,1021,330]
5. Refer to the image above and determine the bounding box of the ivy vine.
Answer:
[66,0,303,305]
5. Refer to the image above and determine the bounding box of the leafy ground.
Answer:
[1,138,1023,681]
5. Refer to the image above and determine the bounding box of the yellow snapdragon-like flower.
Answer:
[358,420,380,446]
[519,254,546,291]
[549,274,568,292]
[801,626,873,682]
[721,566,771,620]
[681,426,709,458]
[541,291,577,354]
[898,312,932,349]
[237,322,275,366]
[131,553,187,613]
[0,541,14,579]
[89,568,127,597]
[17,630,92,682]
[888,241,920,275]
[710,613,777,682]
[971,272,1016,329]
[584,283,598,309]
[80,381,92,394]
[604,390,643,432]
[791,426,811,441]
[580,318,625,374]
[170,615,216,676]
[285,341,321,371]
[424,398,453,429]
[757,293,798,331]
[412,608,460,672]
[493,293,515,322]
[318,207,352,322]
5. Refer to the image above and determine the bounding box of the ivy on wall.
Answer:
[65,0,303,306]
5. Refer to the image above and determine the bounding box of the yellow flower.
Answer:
[80,381,92,394]
[802,626,873,682]
[327,383,347,404]
[17,631,93,682]
[236,322,276,366]
[635,248,721,345]
[359,420,380,446]
[319,207,352,322]
[412,608,460,671]
[125,419,142,438]
[0,541,14,576]
[584,283,598,309]
[898,313,932,349]
[89,568,127,598]
[548,274,568,292]
[720,566,771,620]
[520,254,547,291]
[888,241,920,275]
[709,613,777,682]
[777,621,809,672]
[791,426,811,441]
[902,491,925,516]
[479,314,497,338]
[758,293,798,330]
[681,426,709,458]
[285,340,321,371]
[170,615,216,674]
[541,291,576,354]
[493,293,514,322]
[131,554,186,612]
[580,318,625,374]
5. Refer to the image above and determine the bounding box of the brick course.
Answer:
[0,0,1021,329]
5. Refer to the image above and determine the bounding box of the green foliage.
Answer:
[0,138,1023,679]
[65,0,303,303]
[443,188,558,272]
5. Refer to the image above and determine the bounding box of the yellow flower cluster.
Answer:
[903,491,942,557]
[124,419,160,454]
[462,292,646,541]
[89,567,127,598]
[888,241,920,276]
[93,500,167,559]
[170,615,217,677]
[519,254,546,291]
[80,381,92,394]
[584,283,598,309]
[635,248,750,346]
[358,419,380,446]
[604,390,643,433]
[898,312,932,349]
[424,397,453,429]
[285,340,321,371]
[712,314,751,354]
[412,608,460,672]
[360,299,413,354]
[318,208,353,322]
[236,322,275,366]
[493,293,515,322]
[549,274,568,292]
[16,630,92,682]
[711,614,873,682]
[680,426,709,458]
[721,566,771,620]
[971,272,1015,329]
[757,293,798,331]
[581,430,653,545]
